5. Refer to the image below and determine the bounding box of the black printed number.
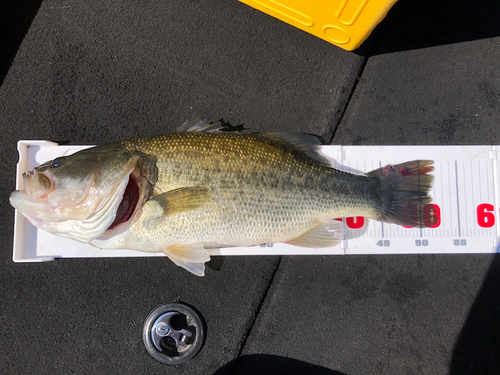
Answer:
[415,239,429,246]
[377,240,390,247]
[453,239,467,246]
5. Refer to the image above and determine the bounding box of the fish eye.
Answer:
[51,157,66,168]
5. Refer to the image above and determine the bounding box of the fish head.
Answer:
[10,146,145,243]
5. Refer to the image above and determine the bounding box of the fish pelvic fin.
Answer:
[367,160,434,227]
[149,186,213,217]
[163,243,211,277]
[285,219,344,248]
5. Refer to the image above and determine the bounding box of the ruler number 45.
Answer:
[376,240,390,247]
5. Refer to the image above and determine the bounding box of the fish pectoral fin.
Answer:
[163,243,211,277]
[150,186,213,217]
[285,219,344,248]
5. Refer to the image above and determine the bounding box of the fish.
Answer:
[10,119,434,276]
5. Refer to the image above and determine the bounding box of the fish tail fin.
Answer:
[367,160,434,227]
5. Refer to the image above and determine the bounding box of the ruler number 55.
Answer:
[454,239,467,246]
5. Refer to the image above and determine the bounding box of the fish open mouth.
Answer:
[107,176,140,230]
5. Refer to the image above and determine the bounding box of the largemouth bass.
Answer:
[10,119,434,276]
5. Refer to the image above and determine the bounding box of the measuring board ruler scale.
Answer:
[12,142,500,262]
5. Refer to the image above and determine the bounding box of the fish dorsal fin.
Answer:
[262,133,331,167]
[285,219,344,248]
[163,243,211,276]
[177,118,224,133]
[149,186,212,217]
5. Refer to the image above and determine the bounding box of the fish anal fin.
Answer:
[163,243,212,277]
[150,186,212,217]
[285,219,344,248]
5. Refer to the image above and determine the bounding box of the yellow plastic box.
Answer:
[240,0,398,51]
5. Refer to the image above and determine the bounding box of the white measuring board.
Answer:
[321,145,500,255]
[12,141,500,262]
